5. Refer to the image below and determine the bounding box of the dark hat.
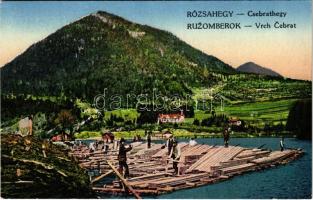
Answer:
[120,138,125,143]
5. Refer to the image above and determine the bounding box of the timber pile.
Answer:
[69,142,303,198]
[251,150,296,165]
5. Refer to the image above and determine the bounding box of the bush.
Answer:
[193,119,200,126]
[75,131,101,139]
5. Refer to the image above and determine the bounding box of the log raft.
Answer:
[70,142,303,197]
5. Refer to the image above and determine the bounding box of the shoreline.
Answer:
[75,134,299,141]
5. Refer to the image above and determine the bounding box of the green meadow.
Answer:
[217,99,296,124]
[185,99,296,126]
[72,98,298,139]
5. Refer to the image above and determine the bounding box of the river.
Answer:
[159,137,312,199]
[89,137,311,199]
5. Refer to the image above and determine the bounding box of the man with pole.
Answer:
[146,131,152,149]
[169,140,181,175]
[118,138,132,178]
[161,131,175,173]
[223,125,230,147]
[280,137,284,151]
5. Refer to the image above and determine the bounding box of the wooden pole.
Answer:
[107,160,141,199]
[91,170,113,184]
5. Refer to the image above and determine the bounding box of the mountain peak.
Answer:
[1,11,234,101]
[93,10,123,21]
[89,11,134,26]
[96,10,112,16]
[245,61,256,65]
[237,62,282,77]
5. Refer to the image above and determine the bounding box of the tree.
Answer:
[54,110,75,138]
[193,119,200,126]
[286,99,312,140]
[33,112,48,139]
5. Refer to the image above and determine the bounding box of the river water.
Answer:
[91,137,311,199]
[159,137,312,199]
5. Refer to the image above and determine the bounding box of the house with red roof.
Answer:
[229,118,242,126]
[157,110,185,124]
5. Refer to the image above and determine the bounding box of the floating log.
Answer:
[251,150,296,165]
[128,172,169,182]
[69,142,303,197]
[107,160,141,199]
[196,147,244,173]
[221,163,256,175]
[149,173,209,188]
[93,186,159,195]
[91,170,113,183]
[237,149,270,159]
[186,146,223,173]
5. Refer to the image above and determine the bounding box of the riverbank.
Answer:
[1,134,94,198]
[74,129,297,140]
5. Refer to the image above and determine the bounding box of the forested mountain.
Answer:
[1,11,234,103]
[237,62,282,77]
[1,11,311,140]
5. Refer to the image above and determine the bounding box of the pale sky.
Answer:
[0,1,312,80]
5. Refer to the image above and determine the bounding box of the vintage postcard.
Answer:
[1,1,312,199]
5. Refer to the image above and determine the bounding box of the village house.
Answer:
[229,118,242,126]
[157,110,185,124]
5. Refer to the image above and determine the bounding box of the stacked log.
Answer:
[186,146,224,173]
[251,150,297,165]
[69,142,303,197]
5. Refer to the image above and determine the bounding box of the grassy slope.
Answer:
[217,99,296,122]
[104,109,139,121]
[187,99,296,127]
[190,74,311,128]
